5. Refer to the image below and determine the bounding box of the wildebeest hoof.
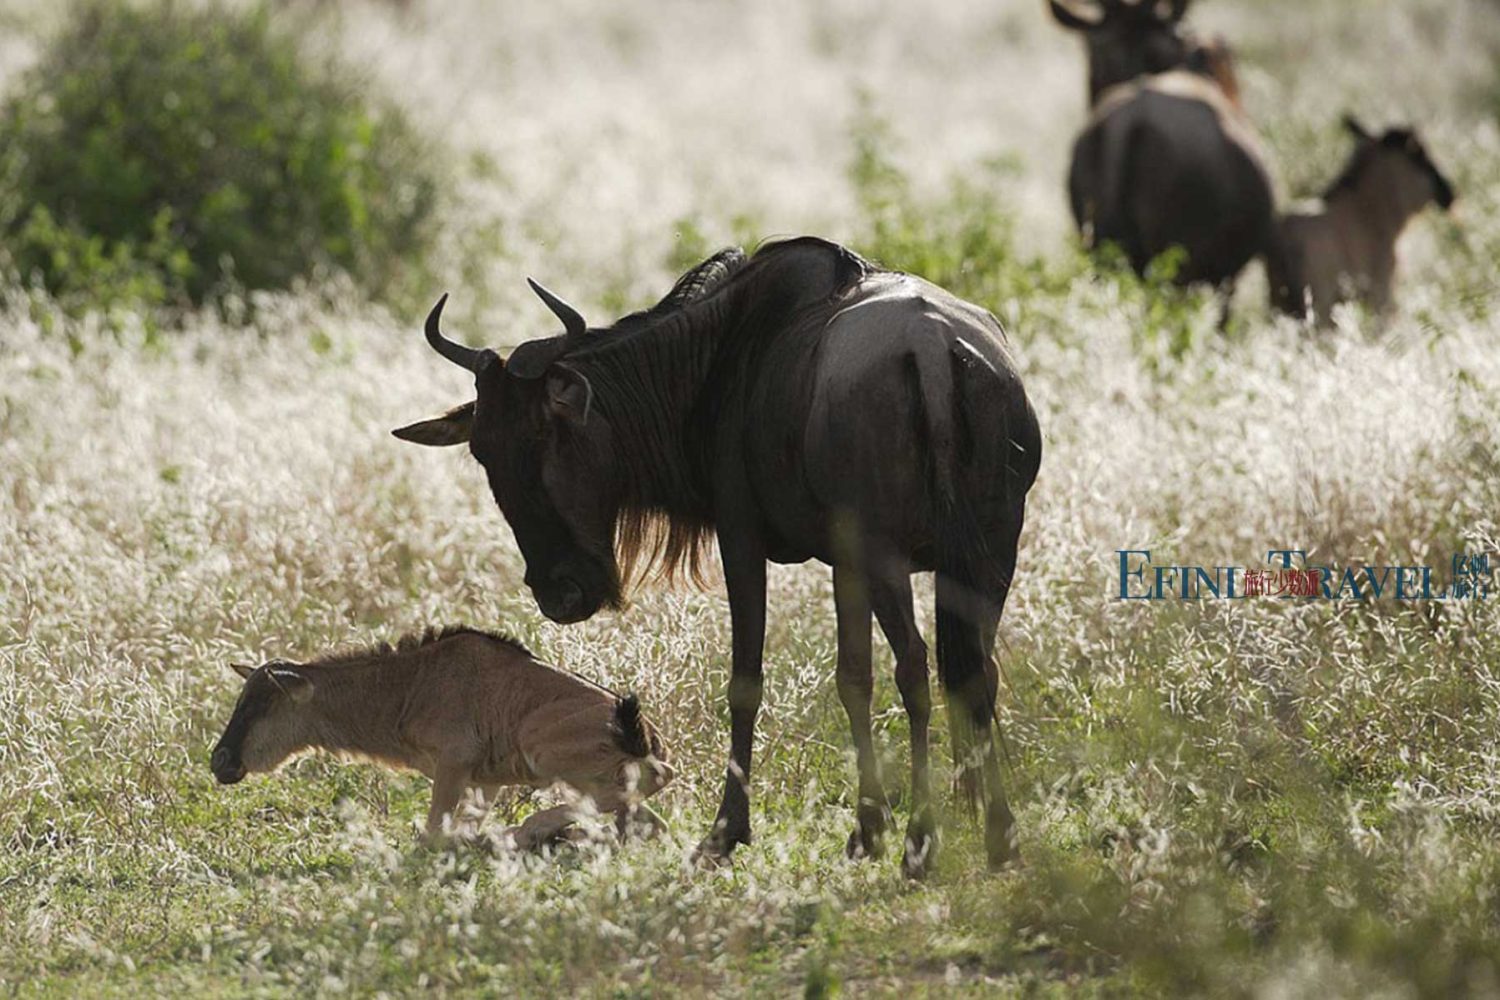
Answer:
[845,803,890,860]
[691,828,747,867]
[984,811,1020,870]
[901,816,937,880]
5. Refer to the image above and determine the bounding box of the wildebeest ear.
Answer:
[546,365,593,426]
[270,668,314,704]
[230,663,256,680]
[392,401,475,447]
[1342,114,1372,141]
[1155,0,1190,24]
[1049,0,1103,30]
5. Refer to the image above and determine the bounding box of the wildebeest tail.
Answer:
[934,483,997,813]
[918,344,1003,813]
[611,695,652,758]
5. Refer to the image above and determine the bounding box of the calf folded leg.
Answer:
[510,805,583,851]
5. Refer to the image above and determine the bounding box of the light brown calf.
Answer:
[1268,117,1456,326]
[210,626,673,848]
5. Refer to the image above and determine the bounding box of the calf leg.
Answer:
[616,802,669,841]
[834,564,890,859]
[870,570,936,879]
[423,763,472,844]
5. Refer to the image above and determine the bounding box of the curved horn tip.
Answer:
[526,277,588,337]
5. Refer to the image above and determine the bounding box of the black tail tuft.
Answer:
[612,695,651,758]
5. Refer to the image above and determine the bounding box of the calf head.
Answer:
[210,661,315,784]
[1049,0,1195,104]
[393,287,624,624]
[1338,116,1456,215]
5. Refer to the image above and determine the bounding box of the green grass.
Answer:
[4,0,1500,995]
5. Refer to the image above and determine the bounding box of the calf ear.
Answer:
[230,663,255,680]
[392,401,475,446]
[546,365,593,426]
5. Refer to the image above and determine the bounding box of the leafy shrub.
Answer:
[0,0,440,314]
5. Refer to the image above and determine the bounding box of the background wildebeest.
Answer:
[395,237,1042,877]
[1051,0,1275,297]
[1267,117,1456,325]
[210,626,673,846]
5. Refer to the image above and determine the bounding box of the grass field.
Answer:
[4,0,1500,995]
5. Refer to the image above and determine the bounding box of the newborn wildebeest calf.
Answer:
[209,626,673,847]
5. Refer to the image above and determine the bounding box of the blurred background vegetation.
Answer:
[2,1,1500,997]
[0,0,441,320]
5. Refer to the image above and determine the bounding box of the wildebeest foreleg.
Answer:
[695,523,767,863]
[834,564,891,860]
[870,570,935,879]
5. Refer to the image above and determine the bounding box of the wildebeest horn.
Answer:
[1342,114,1373,141]
[423,293,488,373]
[1049,0,1104,29]
[528,278,588,338]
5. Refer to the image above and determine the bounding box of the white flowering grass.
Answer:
[3,0,1500,995]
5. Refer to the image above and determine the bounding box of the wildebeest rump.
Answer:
[209,626,673,846]
[1267,117,1455,325]
[1052,0,1275,290]
[394,237,1042,877]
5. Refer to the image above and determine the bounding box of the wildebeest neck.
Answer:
[560,238,867,515]
[535,238,869,584]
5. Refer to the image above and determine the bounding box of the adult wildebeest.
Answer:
[1051,0,1274,295]
[1267,117,1455,326]
[393,238,1042,877]
[210,626,673,847]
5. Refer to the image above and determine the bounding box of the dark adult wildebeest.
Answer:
[1267,117,1455,326]
[394,238,1042,877]
[1051,0,1275,294]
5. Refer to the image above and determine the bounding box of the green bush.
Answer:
[0,0,440,314]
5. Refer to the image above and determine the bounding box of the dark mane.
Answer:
[610,247,750,334]
[558,238,871,592]
[301,626,535,668]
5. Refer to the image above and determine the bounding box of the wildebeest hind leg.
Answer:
[870,568,935,879]
[834,564,891,860]
[975,521,1022,869]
